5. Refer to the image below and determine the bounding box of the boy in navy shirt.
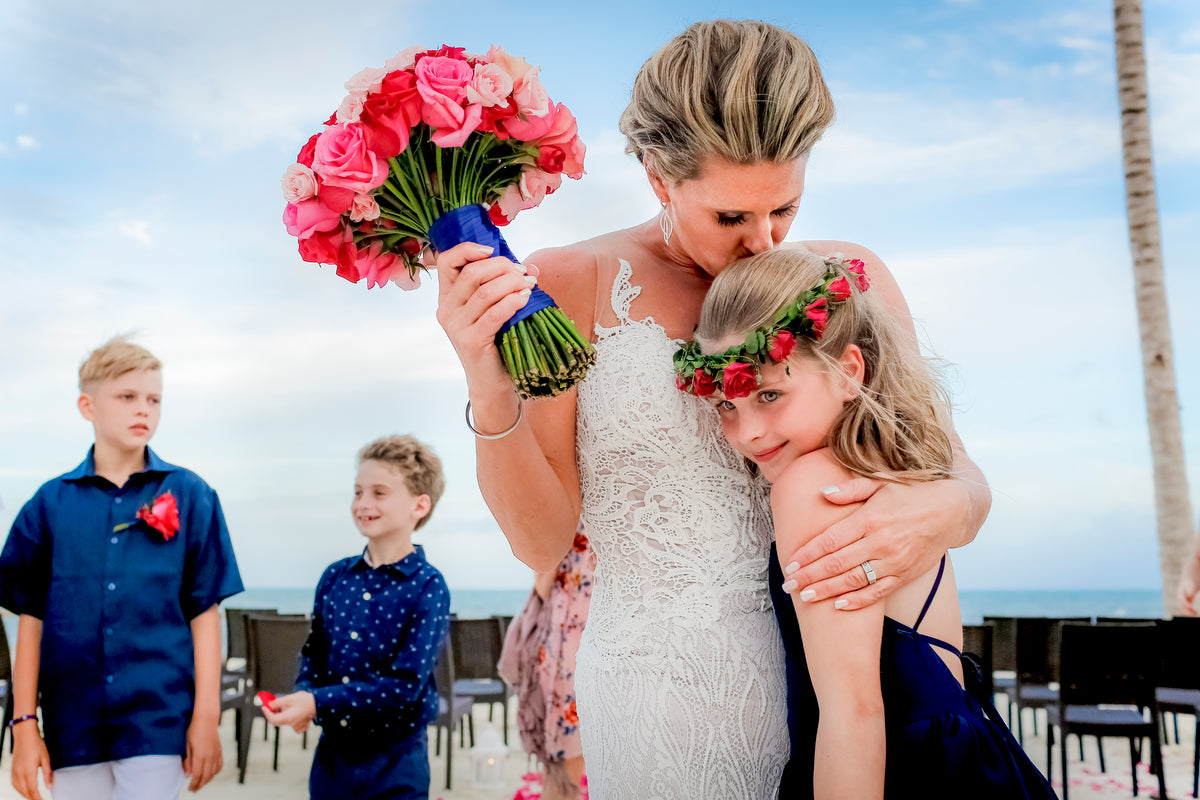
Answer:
[264,434,450,800]
[0,336,243,800]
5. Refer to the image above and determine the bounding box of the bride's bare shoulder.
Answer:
[528,229,642,328]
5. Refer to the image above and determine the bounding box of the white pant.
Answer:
[53,755,185,800]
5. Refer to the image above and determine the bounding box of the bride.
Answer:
[434,19,990,798]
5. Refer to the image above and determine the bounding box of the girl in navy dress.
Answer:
[675,246,1055,799]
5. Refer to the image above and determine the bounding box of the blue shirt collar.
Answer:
[354,544,428,578]
[63,446,177,482]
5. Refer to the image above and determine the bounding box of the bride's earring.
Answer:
[659,203,674,245]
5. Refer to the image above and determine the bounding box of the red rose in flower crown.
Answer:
[113,491,180,541]
[721,362,759,399]
[282,43,595,398]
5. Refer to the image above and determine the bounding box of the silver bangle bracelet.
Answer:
[465,397,524,440]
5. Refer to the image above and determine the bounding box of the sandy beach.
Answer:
[0,693,1195,799]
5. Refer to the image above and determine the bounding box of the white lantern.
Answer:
[469,725,509,789]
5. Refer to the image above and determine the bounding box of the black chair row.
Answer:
[220,608,312,783]
[968,615,1200,800]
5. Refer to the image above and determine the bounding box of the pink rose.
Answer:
[385,45,424,72]
[513,70,550,119]
[484,46,537,85]
[466,62,514,107]
[311,123,388,193]
[349,193,380,222]
[501,84,555,140]
[415,56,472,129]
[281,163,318,203]
[519,168,561,206]
[493,183,524,222]
[722,362,758,399]
[693,369,716,398]
[335,91,368,124]
[532,103,586,179]
[805,298,829,337]
[344,66,388,95]
[429,102,482,147]
[355,240,403,289]
[767,330,796,362]
[283,198,342,240]
[828,276,852,302]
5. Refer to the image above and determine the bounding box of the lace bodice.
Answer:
[572,259,787,798]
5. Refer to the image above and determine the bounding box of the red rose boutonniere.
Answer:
[113,491,181,541]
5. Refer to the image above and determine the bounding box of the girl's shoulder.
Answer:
[769,448,862,549]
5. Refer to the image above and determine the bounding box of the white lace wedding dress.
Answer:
[573,259,789,798]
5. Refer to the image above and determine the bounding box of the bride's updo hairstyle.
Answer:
[696,247,955,483]
[619,19,835,183]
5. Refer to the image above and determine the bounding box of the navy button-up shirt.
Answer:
[0,447,244,769]
[298,545,449,749]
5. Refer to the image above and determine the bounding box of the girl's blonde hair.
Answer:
[619,19,835,184]
[696,248,954,483]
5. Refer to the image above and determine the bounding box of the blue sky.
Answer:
[1,0,1197,592]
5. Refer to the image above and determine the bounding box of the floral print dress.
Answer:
[499,525,595,797]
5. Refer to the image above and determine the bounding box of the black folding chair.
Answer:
[1156,616,1200,797]
[1046,622,1167,800]
[450,617,510,743]
[983,615,1017,729]
[432,636,475,790]
[237,613,311,783]
[1013,616,1091,745]
[961,623,994,701]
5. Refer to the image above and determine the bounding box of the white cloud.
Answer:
[814,93,1118,190]
[1149,45,1200,158]
[14,103,29,116]
[16,134,38,149]
[117,219,152,245]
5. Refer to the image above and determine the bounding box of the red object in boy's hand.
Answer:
[256,691,277,711]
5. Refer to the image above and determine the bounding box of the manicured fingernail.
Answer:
[524,275,537,284]
[519,288,532,297]
[800,589,816,602]
[821,485,840,495]
[834,599,849,610]
[474,244,494,254]
[512,262,526,272]
[781,580,798,593]
[783,561,799,575]
[525,262,541,277]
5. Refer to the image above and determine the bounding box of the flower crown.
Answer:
[673,254,871,399]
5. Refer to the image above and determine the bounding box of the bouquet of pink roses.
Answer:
[282,44,594,398]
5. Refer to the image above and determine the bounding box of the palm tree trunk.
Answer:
[1113,0,1194,614]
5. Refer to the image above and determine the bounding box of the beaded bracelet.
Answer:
[8,714,38,729]
[465,397,524,440]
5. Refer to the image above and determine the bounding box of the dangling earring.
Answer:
[659,203,674,246]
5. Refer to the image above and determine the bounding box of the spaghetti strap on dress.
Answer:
[770,547,1057,799]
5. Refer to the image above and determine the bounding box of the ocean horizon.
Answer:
[232,586,1166,625]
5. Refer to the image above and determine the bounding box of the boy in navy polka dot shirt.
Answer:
[264,435,450,799]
